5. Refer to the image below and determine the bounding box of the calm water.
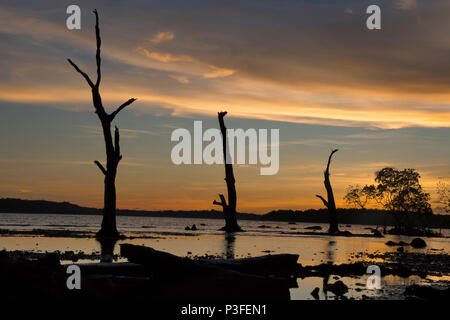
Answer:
[1,213,449,300]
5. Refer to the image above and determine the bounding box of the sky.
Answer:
[0,0,449,213]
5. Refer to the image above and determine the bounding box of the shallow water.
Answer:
[1,213,449,300]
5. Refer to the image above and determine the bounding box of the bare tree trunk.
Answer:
[68,10,136,239]
[213,112,242,232]
[316,149,339,234]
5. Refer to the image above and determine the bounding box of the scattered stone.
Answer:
[410,238,426,248]
[326,280,348,296]
[371,229,383,237]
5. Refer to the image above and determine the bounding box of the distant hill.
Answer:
[0,198,100,215]
[0,198,257,220]
[0,198,449,228]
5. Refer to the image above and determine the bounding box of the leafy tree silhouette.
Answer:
[374,168,431,214]
[344,185,377,209]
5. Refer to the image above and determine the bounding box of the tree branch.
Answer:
[93,9,101,87]
[316,194,329,208]
[218,111,228,119]
[219,194,227,207]
[213,194,227,207]
[325,149,339,174]
[94,160,107,175]
[67,59,94,88]
[110,98,137,121]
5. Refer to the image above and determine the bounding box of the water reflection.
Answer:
[224,234,236,259]
[326,240,336,263]
[323,240,336,300]
[96,238,118,263]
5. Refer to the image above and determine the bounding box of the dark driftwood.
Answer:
[2,249,294,300]
[120,244,298,277]
[120,244,294,300]
[206,254,299,277]
[404,285,450,301]
[120,244,214,275]
[2,246,295,300]
[67,10,136,238]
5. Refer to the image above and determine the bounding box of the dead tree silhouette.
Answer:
[67,10,136,238]
[213,112,243,232]
[316,149,339,234]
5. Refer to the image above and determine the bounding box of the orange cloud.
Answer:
[149,31,174,44]
[136,47,194,62]
[1,79,450,129]
[169,74,190,83]
[396,0,416,10]
[136,46,235,79]
[1,4,449,131]
[203,65,235,78]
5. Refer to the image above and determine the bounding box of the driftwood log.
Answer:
[120,244,298,277]
[119,244,298,300]
[206,254,299,277]
[0,246,298,300]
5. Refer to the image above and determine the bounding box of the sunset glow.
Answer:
[1,0,449,213]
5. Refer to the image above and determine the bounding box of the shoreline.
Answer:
[2,198,449,229]
[2,211,449,230]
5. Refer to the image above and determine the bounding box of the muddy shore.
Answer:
[1,225,449,300]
